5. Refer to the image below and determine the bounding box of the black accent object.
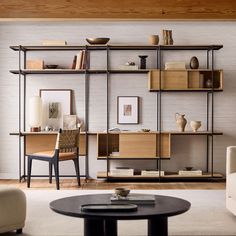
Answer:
[16,229,22,234]
[139,55,148,69]
[50,193,191,236]
[81,204,138,212]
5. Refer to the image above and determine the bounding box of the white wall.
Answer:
[0,21,235,179]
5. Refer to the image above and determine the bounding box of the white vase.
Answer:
[190,121,201,132]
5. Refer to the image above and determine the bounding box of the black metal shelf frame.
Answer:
[11,44,223,182]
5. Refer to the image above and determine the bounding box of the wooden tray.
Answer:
[81,204,138,212]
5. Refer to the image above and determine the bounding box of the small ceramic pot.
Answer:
[190,56,199,69]
[115,187,130,197]
[149,35,159,45]
[190,121,201,132]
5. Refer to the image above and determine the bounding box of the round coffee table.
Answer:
[50,193,190,236]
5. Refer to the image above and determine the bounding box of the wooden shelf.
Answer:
[97,156,170,160]
[97,171,224,179]
[97,131,223,135]
[10,45,223,52]
[9,131,97,136]
[97,171,224,180]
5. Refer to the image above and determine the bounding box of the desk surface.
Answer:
[49,193,190,220]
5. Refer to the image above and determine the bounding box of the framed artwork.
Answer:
[63,115,77,130]
[39,89,72,130]
[117,96,139,124]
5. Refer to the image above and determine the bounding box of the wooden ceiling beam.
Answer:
[0,0,236,20]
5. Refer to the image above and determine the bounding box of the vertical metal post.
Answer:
[18,46,22,182]
[106,46,110,180]
[158,46,162,181]
[23,50,26,180]
[207,50,210,69]
[206,92,209,172]
[156,48,159,170]
[211,48,214,178]
[85,45,89,180]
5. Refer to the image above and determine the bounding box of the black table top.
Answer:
[50,194,191,220]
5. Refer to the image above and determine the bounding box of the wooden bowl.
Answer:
[141,129,150,132]
[86,38,110,45]
[46,64,58,69]
[115,187,130,197]
[185,167,193,171]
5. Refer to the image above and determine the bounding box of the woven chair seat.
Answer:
[31,150,77,161]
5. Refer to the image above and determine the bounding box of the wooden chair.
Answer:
[27,128,81,190]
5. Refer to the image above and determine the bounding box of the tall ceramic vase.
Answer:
[175,113,187,132]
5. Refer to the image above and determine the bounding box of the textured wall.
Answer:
[0,21,235,179]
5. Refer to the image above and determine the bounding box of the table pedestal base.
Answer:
[148,217,168,236]
[84,219,117,236]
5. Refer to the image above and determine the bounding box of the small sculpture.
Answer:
[190,56,199,69]
[138,55,148,69]
[149,35,159,45]
[163,30,174,45]
[175,113,187,132]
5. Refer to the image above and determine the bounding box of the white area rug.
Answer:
[2,190,236,236]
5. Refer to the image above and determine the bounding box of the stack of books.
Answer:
[141,170,165,176]
[178,169,202,176]
[119,65,139,70]
[110,168,134,176]
[72,50,89,70]
[110,152,120,157]
[42,40,67,46]
[111,194,155,205]
[165,61,186,70]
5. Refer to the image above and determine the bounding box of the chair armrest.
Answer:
[227,146,236,175]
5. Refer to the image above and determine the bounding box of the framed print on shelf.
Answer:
[117,96,139,124]
[39,89,72,130]
[63,115,77,130]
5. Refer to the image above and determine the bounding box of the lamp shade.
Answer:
[29,96,42,131]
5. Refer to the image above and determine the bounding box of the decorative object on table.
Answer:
[26,59,44,69]
[45,64,58,69]
[115,187,130,197]
[111,194,156,205]
[45,125,53,132]
[149,35,159,45]
[86,37,110,45]
[178,169,202,176]
[204,78,220,88]
[117,96,139,124]
[120,62,138,70]
[81,204,138,212]
[42,40,67,46]
[185,166,193,171]
[39,89,72,130]
[165,61,186,70]
[63,115,77,130]
[175,113,187,132]
[138,55,148,69]
[190,121,201,132]
[163,29,174,45]
[141,128,150,132]
[190,56,199,69]
[28,96,42,132]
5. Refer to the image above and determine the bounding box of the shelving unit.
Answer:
[10,44,224,182]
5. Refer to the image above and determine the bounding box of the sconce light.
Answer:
[29,96,42,132]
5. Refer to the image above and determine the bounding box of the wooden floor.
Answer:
[0,179,225,190]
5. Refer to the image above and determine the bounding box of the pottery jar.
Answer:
[190,121,201,132]
[175,113,187,132]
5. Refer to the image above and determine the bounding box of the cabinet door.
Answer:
[119,134,156,158]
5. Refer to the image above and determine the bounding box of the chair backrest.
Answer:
[55,128,80,153]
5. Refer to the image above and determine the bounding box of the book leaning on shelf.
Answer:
[72,50,89,70]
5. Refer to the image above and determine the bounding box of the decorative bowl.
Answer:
[86,37,110,45]
[185,167,193,171]
[190,121,201,132]
[46,64,58,69]
[115,187,130,197]
[141,129,150,132]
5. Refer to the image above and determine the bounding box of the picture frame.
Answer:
[117,96,139,124]
[39,89,72,130]
[63,115,77,130]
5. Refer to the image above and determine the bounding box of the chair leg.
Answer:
[16,228,22,234]
[73,158,81,187]
[27,157,32,188]
[49,162,52,184]
[53,161,60,190]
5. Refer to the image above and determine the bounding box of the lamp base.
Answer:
[30,127,41,132]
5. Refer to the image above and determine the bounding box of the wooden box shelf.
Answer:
[97,132,171,158]
[148,69,223,91]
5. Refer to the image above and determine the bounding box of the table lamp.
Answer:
[29,96,42,132]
